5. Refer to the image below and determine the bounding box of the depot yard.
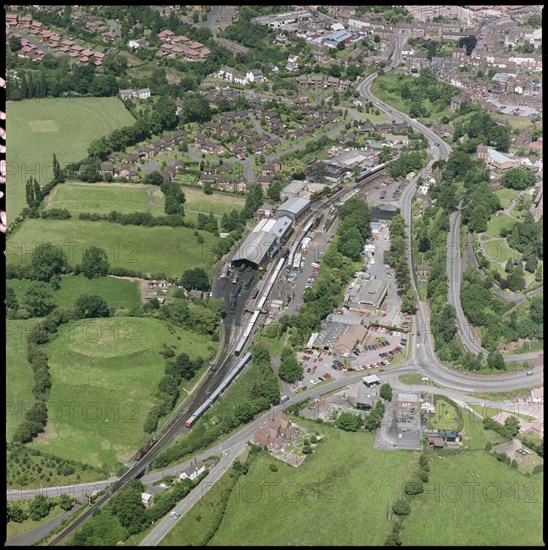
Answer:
[7,98,136,220]
[6,218,221,278]
[30,317,217,471]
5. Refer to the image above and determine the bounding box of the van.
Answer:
[280,395,289,404]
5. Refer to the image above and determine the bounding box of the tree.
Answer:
[392,500,410,516]
[279,347,302,383]
[23,282,56,317]
[109,487,147,535]
[507,264,525,292]
[380,383,393,401]
[58,494,74,511]
[534,264,543,282]
[6,286,19,312]
[74,294,110,319]
[144,171,164,185]
[28,494,52,521]
[337,411,361,431]
[9,35,22,52]
[487,350,505,371]
[181,268,210,291]
[30,242,69,282]
[501,168,536,191]
[7,502,27,523]
[504,415,521,438]
[80,245,109,278]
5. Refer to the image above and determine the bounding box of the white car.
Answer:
[311,262,320,268]
[416,343,420,348]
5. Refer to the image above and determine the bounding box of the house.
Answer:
[141,493,153,507]
[179,464,206,481]
[428,435,445,449]
[252,410,299,450]
[416,264,430,281]
[128,38,148,49]
[246,69,265,83]
[99,161,115,176]
[158,29,175,42]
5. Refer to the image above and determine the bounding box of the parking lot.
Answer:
[365,177,407,205]
[287,327,408,395]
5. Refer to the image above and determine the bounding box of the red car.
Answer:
[323,373,331,379]
[379,368,385,372]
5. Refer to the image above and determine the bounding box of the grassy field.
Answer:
[7,218,221,278]
[7,320,38,441]
[495,188,519,209]
[428,399,460,431]
[400,451,543,546]
[7,275,142,311]
[7,98,135,220]
[30,317,217,471]
[469,386,542,403]
[162,421,416,546]
[46,183,165,217]
[181,186,246,215]
[485,213,516,239]
[482,238,515,264]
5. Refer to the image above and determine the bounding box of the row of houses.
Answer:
[8,14,106,66]
[157,30,211,61]
[295,74,354,92]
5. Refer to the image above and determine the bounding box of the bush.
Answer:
[533,464,543,474]
[269,464,278,472]
[392,500,410,516]
[403,479,424,495]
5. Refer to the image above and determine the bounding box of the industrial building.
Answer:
[275,196,310,221]
[231,231,278,268]
[348,278,388,312]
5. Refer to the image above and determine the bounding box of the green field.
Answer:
[485,213,516,239]
[46,183,165,217]
[482,238,516,264]
[7,98,135,220]
[428,399,460,431]
[7,275,141,312]
[7,218,221,278]
[181,186,246,219]
[495,188,519,209]
[30,317,217,471]
[7,320,38,441]
[401,451,543,546]
[161,421,416,546]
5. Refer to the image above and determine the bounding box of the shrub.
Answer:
[269,464,278,472]
[392,500,410,516]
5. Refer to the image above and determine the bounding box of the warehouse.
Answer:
[275,196,310,222]
[349,278,388,312]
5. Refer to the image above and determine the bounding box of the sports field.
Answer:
[46,183,164,217]
[30,317,217,471]
[7,275,142,311]
[7,218,221,278]
[7,98,135,219]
